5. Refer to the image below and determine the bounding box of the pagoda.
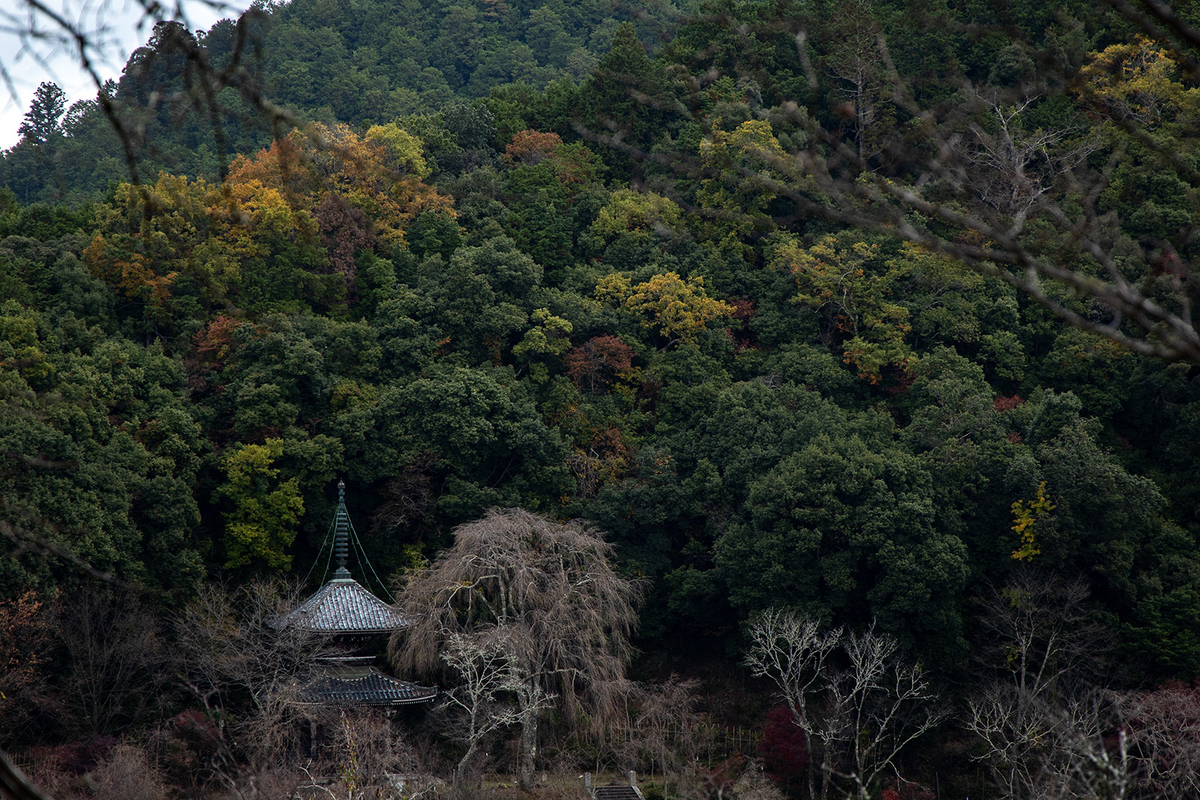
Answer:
[275,480,436,707]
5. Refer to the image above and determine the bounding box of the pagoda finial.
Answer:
[332,479,352,580]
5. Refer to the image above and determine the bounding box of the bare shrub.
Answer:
[733,759,788,800]
[27,754,82,800]
[92,744,168,800]
[631,675,704,793]
[321,709,422,794]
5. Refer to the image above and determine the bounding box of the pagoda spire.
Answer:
[332,479,352,580]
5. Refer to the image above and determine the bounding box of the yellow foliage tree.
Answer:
[86,170,331,318]
[219,438,304,571]
[774,234,914,382]
[694,119,792,252]
[365,122,432,180]
[84,174,209,310]
[599,271,734,347]
[1076,36,1200,127]
[227,123,454,247]
[1011,481,1056,562]
[590,189,683,241]
[202,177,325,297]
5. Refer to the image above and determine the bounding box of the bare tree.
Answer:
[967,683,1132,800]
[744,609,838,800]
[436,629,525,786]
[173,580,331,797]
[958,94,1096,228]
[57,587,169,738]
[964,570,1125,800]
[965,571,1200,799]
[828,625,945,800]
[745,609,944,800]
[971,568,1110,695]
[826,0,887,163]
[390,507,644,791]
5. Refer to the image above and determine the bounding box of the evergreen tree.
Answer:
[17,82,66,144]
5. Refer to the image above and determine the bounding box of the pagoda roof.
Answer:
[298,666,437,706]
[276,575,414,635]
[277,480,413,635]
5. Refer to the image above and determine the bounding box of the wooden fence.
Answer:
[575,721,762,767]
[3,752,35,776]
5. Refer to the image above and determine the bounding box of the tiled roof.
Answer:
[276,577,414,634]
[299,666,437,706]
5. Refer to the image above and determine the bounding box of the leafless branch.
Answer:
[173,580,333,789]
[0,518,133,589]
[437,628,524,785]
[745,610,944,800]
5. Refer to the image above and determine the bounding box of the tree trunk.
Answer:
[805,735,816,800]
[518,686,537,791]
[456,740,478,787]
[519,710,537,790]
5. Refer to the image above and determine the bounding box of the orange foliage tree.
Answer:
[84,175,210,313]
[85,172,327,322]
[85,122,454,325]
[0,590,55,740]
[505,129,605,187]
[226,123,454,252]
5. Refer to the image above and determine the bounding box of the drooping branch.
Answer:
[391,508,643,790]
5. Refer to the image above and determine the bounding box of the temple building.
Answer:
[274,480,436,707]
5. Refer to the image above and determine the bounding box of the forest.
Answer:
[3,0,1200,797]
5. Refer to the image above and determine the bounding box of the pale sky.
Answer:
[0,0,252,150]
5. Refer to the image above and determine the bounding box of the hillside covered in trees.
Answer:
[4,0,1200,797]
